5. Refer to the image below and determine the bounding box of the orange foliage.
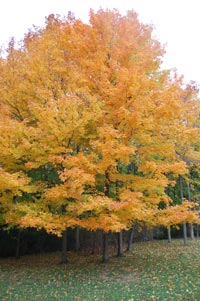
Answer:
[0,10,199,234]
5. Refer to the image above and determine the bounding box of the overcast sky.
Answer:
[0,0,199,84]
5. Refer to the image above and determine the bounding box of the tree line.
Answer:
[0,9,200,262]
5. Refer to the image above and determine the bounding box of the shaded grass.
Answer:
[0,239,200,300]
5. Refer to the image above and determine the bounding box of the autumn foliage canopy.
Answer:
[0,9,199,236]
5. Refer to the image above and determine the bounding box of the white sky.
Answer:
[0,0,200,84]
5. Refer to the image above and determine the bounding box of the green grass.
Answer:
[0,239,200,301]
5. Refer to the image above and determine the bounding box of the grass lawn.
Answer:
[0,239,200,301]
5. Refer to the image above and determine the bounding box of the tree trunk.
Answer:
[61,229,69,264]
[186,181,194,240]
[189,223,195,240]
[91,231,96,254]
[167,226,172,244]
[115,172,124,257]
[179,175,188,245]
[75,227,80,251]
[183,223,188,245]
[102,232,109,263]
[126,226,135,252]
[117,231,123,257]
[148,228,154,240]
[15,229,21,259]
[38,230,45,254]
[102,171,110,263]
[196,224,199,238]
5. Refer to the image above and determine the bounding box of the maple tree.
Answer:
[0,9,199,261]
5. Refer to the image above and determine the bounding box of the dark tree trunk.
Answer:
[183,223,188,245]
[75,227,80,251]
[15,229,21,259]
[167,226,172,244]
[91,231,96,254]
[101,171,110,263]
[186,181,194,240]
[196,224,199,238]
[38,230,45,253]
[61,229,69,264]
[114,170,124,257]
[102,232,109,263]
[179,175,188,245]
[148,228,154,240]
[117,231,123,257]
[126,226,135,252]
